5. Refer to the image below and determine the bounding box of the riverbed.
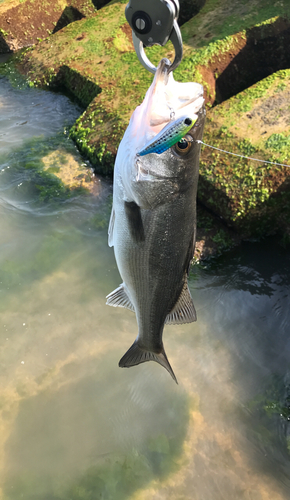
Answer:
[0,76,290,500]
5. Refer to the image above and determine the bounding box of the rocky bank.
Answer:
[1,0,290,256]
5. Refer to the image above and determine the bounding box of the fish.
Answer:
[106,58,205,383]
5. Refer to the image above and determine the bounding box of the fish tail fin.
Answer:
[119,340,178,384]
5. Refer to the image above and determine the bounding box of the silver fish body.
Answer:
[107,59,205,383]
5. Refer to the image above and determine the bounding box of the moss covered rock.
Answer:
[4,0,290,238]
[0,0,96,52]
[200,69,290,237]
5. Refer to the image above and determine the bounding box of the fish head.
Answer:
[116,58,205,203]
[128,58,205,152]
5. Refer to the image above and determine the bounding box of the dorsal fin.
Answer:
[108,207,115,247]
[106,283,135,312]
[165,281,196,325]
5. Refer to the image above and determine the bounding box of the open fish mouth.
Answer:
[137,64,205,156]
[147,58,204,127]
[125,58,204,162]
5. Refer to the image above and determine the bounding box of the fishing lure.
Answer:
[138,116,196,156]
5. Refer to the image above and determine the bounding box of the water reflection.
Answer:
[0,77,290,499]
[0,76,82,155]
[4,359,188,500]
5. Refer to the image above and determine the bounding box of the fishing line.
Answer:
[196,140,290,168]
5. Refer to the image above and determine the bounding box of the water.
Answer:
[0,76,290,500]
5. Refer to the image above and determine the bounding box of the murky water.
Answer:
[1,76,290,500]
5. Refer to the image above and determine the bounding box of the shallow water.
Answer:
[1,77,290,500]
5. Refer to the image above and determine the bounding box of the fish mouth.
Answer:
[155,58,204,101]
[148,58,204,127]
[155,58,171,85]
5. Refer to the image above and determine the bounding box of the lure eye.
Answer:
[174,135,192,156]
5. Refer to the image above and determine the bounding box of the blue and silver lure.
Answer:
[138,116,196,156]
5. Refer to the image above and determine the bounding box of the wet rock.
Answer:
[0,0,96,53]
[194,204,240,261]
[42,148,99,195]
[199,70,290,238]
[6,0,290,242]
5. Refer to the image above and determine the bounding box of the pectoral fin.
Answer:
[124,201,145,243]
[165,281,197,324]
[119,340,178,384]
[106,283,135,312]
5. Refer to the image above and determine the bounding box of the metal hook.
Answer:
[132,20,183,74]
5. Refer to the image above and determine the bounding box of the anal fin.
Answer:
[106,283,135,312]
[165,281,197,325]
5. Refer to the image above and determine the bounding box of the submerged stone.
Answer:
[42,148,98,194]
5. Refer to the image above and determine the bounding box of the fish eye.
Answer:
[173,135,192,156]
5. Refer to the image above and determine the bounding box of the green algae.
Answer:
[62,435,179,500]
[265,133,290,154]
[181,0,290,47]
[0,131,101,304]
[0,51,30,88]
[198,123,290,236]
[211,229,233,251]
[196,68,290,236]
[215,69,290,120]
[238,139,256,156]
[175,34,239,82]
[55,66,102,107]
[3,387,190,500]
[18,1,172,172]
[6,0,289,238]
[0,132,90,202]
[69,98,127,174]
[0,0,96,51]
[21,0,290,178]
[245,374,290,455]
